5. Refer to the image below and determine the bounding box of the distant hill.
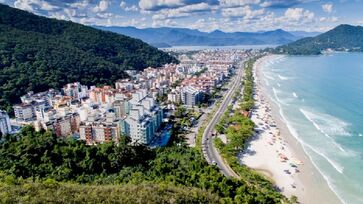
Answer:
[275,24,363,55]
[289,31,321,38]
[94,26,317,47]
[0,4,177,112]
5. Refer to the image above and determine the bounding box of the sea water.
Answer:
[261,53,363,204]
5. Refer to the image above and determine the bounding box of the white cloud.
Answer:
[120,1,126,8]
[125,5,139,12]
[322,3,333,13]
[191,17,220,31]
[331,16,338,22]
[14,0,35,11]
[96,12,115,19]
[221,6,264,19]
[152,18,177,27]
[93,0,110,13]
[320,16,339,23]
[68,0,89,9]
[152,2,213,20]
[14,0,58,12]
[139,0,184,11]
[219,0,260,7]
[284,7,314,21]
[260,0,304,8]
[139,0,219,11]
[38,0,57,11]
[120,1,139,12]
[64,8,77,17]
[150,2,218,28]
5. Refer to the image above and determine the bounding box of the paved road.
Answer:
[201,61,245,178]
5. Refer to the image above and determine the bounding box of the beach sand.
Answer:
[239,55,341,204]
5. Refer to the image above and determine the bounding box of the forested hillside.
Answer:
[275,24,363,55]
[0,4,177,112]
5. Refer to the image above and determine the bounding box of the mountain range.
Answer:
[94,26,320,47]
[275,24,363,55]
[0,4,177,112]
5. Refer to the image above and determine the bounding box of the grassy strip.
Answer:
[0,175,220,203]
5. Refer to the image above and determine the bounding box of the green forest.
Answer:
[0,126,287,203]
[0,4,177,112]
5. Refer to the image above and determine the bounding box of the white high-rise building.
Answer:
[121,90,163,145]
[167,90,181,104]
[13,104,35,121]
[181,86,203,107]
[62,82,88,100]
[0,110,11,135]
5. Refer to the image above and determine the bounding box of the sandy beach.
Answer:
[240,55,341,204]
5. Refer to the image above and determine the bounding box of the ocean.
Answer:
[261,53,363,204]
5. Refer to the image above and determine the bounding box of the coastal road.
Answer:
[201,60,245,178]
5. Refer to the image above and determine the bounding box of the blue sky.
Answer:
[2,0,363,32]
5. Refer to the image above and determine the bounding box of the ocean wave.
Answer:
[307,144,345,174]
[278,57,286,62]
[273,56,286,63]
[272,87,289,106]
[292,92,298,98]
[300,109,351,137]
[300,108,352,157]
[283,115,345,174]
[272,99,345,174]
[262,71,275,81]
[262,56,284,68]
[278,74,290,80]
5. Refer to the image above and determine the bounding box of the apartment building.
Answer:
[79,112,121,144]
[42,113,80,138]
[181,86,203,107]
[62,82,88,100]
[0,110,11,135]
[121,90,163,144]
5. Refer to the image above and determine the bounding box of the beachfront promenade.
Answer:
[201,60,245,178]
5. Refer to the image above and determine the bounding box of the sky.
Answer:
[2,0,363,32]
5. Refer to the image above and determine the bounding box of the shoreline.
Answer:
[240,55,341,204]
